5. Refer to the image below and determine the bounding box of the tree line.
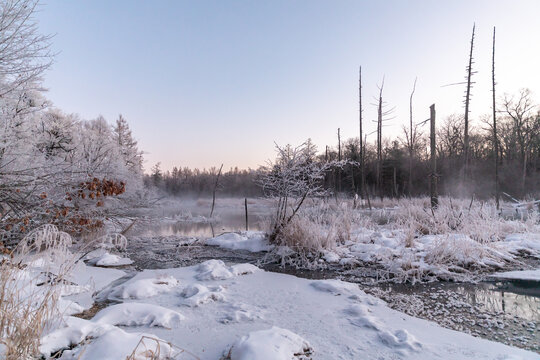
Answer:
[0,0,145,243]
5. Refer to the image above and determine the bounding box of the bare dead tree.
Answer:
[376,79,384,196]
[492,27,500,209]
[408,77,417,196]
[463,23,476,182]
[502,89,539,195]
[373,77,395,197]
[359,66,365,200]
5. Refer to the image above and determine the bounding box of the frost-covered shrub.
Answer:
[0,225,76,359]
[259,140,347,243]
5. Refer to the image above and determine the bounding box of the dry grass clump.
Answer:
[391,197,537,244]
[0,225,75,360]
[267,200,372,267]
[424,235,515,269]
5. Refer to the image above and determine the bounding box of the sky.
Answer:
[36,0,540,173]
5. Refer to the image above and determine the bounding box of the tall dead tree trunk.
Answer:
[409,77,417,197]
[364,134,372,210]
[492,26,500,210]
[430,104,438,209]
[376,79,384,198]
[359,66,365,199]
[463,23,475,183]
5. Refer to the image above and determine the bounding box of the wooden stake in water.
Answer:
[210,164,223,218]
[244,198,249,231]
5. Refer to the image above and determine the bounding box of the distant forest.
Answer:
[148,88,540,201]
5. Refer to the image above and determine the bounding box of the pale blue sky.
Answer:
[37,0,540,172]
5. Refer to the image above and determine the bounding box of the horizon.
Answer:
[36,0,540,172]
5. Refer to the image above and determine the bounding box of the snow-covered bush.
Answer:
[258,140,346,244]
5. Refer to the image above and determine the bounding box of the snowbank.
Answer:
[92,302,185,327]
[228,327,313,360]
[42,260,538,359]
[107,274,179,300]
[490,269,540,282]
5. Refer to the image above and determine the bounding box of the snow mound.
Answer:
[228,327,313,360]
[92,302,185,328]
[109,275,179,299]
[230,263,260,276]
[310,279,361,295]
[323,251,340,263]
[378,328,422,352]
[60,326,176,360]
[180,283,226,307]
[206,232,273,252]
[87,252,133,267]
[196,260,261,281]
[40,316,109,356]
[196,260,234,280]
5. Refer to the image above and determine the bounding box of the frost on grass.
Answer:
[227,327,313,360]
[262,197,540,282]
[0,225,77,360]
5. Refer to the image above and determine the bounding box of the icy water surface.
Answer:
[139,213,264,238]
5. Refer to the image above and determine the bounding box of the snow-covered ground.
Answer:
[37,257,539,359]
[203,229,540,283]
[491,269,540,282]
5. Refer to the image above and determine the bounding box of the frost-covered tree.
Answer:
[0,0,53,98]
[259,140,341,241]
[113,114,143,174]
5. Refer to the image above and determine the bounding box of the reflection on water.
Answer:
[461,281,539,320]
[383,280,540,352]
[140,213,264,238]
[386,280,540,321]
